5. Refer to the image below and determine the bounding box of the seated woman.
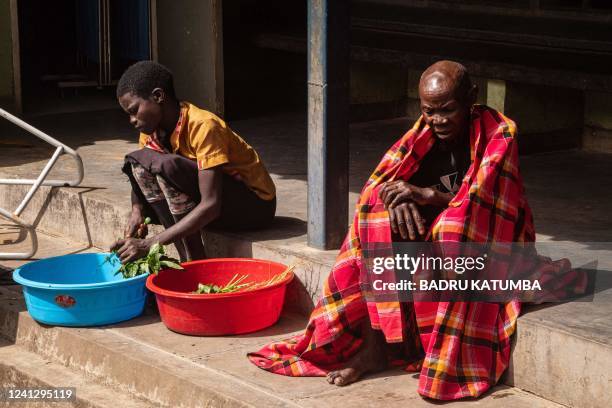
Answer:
[111,61,276,263]
[248,61,580,400]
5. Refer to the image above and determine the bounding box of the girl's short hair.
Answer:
[116,60,176,99]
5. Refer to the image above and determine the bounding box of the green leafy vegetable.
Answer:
[193,274,251,294]
[106,243,183,279]
[191,265,295,295]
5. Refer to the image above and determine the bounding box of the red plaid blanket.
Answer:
[248,106,551,400]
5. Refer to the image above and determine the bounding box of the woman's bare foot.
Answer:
[326,323,388,386]
[326,366,361,386]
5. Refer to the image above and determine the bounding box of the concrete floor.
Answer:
[0,279,560,408]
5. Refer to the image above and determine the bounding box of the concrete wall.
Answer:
[156,0,224,116]
[583,91,612,153]
[0,0,14,110]
[504,82,584,135]
[486,80,584,153]
[349,61,409,122]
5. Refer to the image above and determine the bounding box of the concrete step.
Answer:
[0,340,155,408]
[509,300,612,407]
[2,183,612,406]
[0,284,563,408]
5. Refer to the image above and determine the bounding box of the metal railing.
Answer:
[0,108,84,259]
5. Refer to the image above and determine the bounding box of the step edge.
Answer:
[0,289,299,408]
[0,341,157,408]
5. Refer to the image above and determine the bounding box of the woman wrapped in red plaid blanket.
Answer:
[247,61,559,400]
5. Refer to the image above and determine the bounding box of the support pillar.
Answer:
[307,0,350,249]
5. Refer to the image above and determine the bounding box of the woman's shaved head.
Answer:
[419,60,473,102]
[418,61,477,144]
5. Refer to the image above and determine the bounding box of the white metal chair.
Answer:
[0,108,84,259]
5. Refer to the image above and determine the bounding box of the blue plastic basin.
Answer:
[13,253,147,327]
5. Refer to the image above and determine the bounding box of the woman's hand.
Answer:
[379,181,436,208]
[388,202,426,240]
[110,238,152,263]
[124,209,148,239]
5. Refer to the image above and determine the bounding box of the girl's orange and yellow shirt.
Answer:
[139,102,276,201]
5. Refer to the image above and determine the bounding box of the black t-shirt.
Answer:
[408,139,472,226]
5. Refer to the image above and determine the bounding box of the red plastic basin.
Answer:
[146,258,293,336]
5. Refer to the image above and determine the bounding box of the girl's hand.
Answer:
[111,238,152,263]
[125,211,149,239]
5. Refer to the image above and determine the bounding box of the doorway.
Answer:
[17,0,155,115]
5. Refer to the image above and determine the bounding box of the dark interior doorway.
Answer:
[18,0,152,115]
